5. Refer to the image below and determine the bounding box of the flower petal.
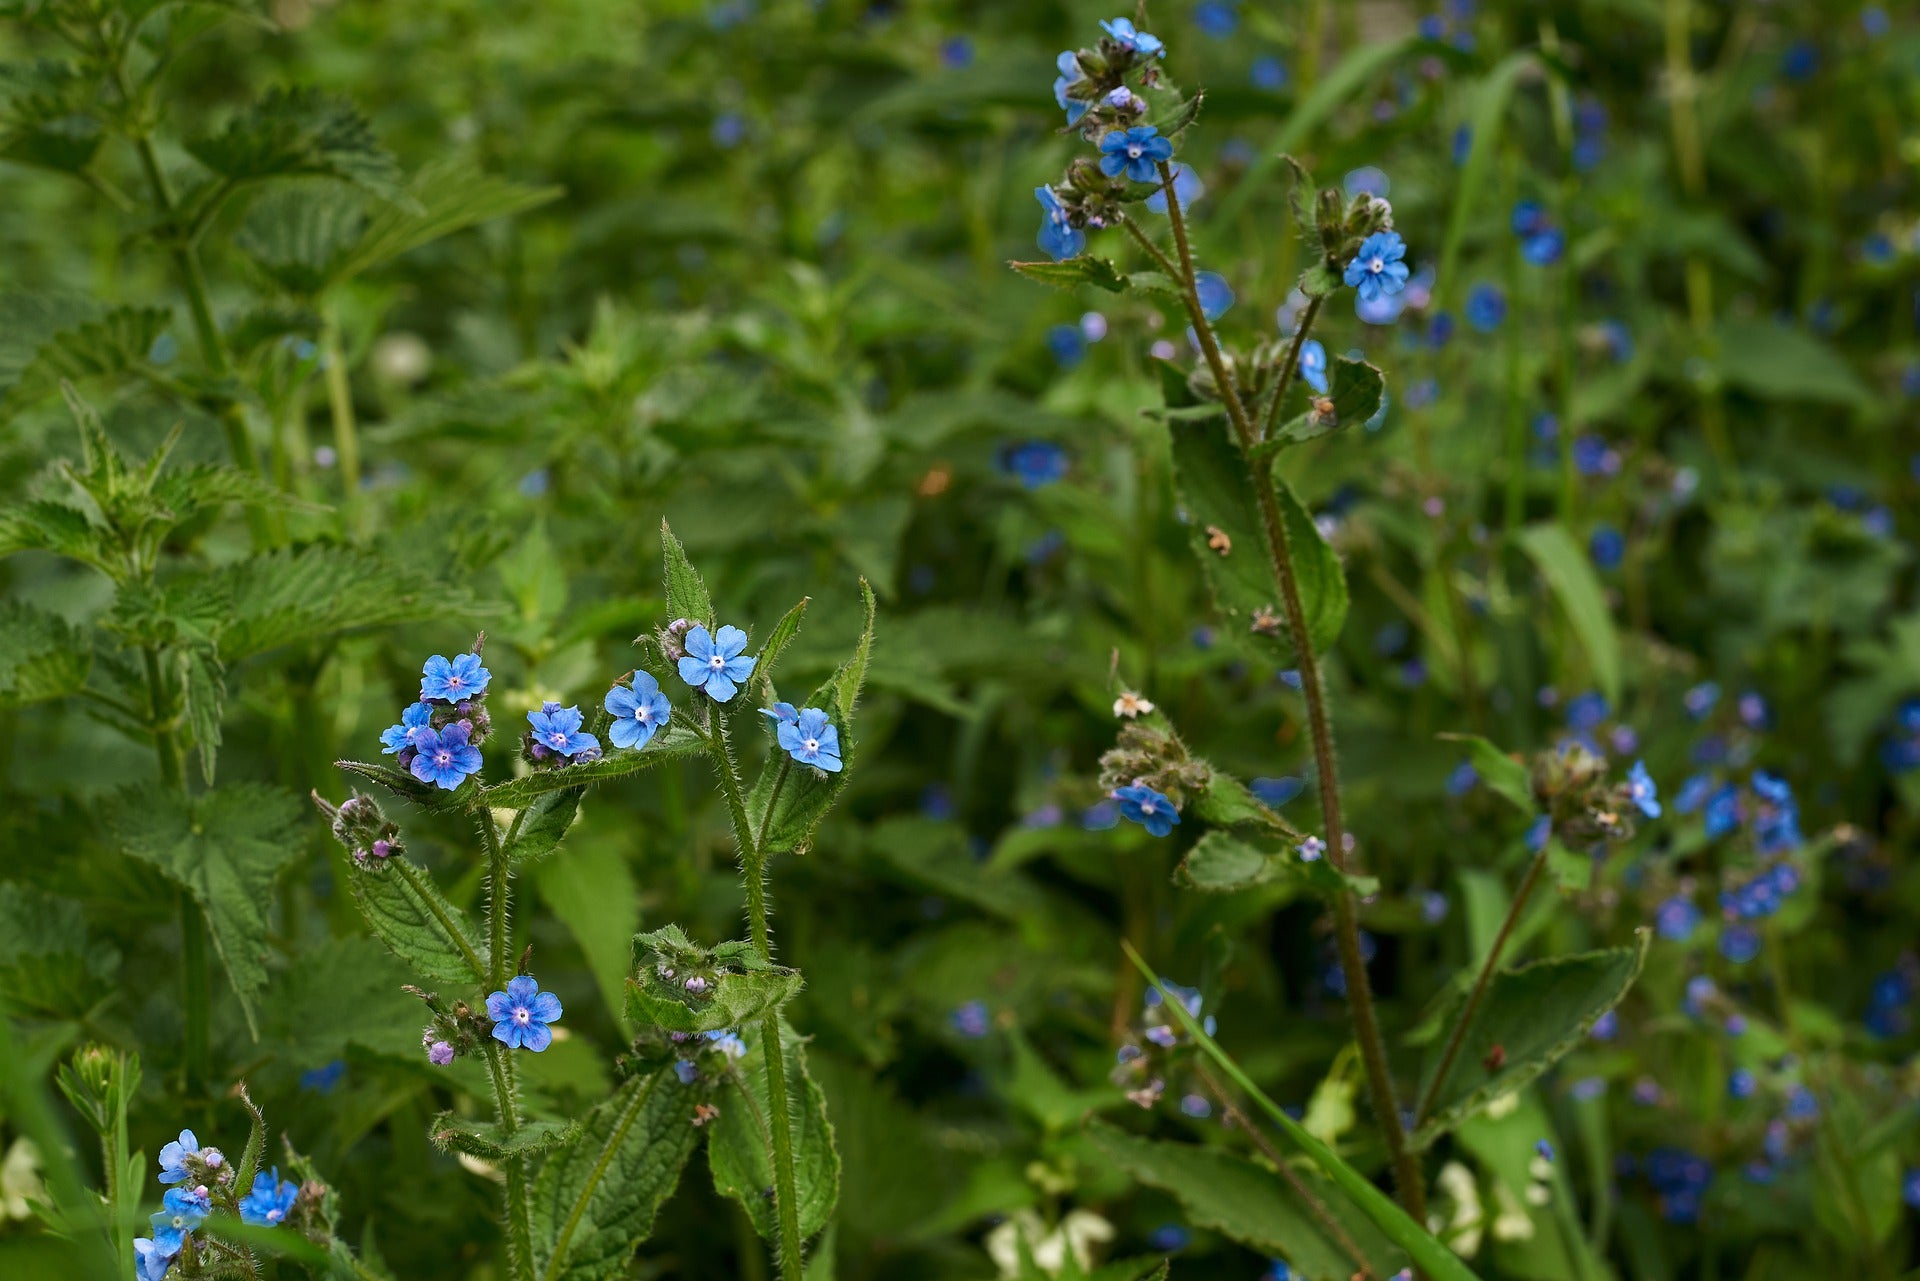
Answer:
[531,991,562,1022]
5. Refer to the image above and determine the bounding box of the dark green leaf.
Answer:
[7,305,167,407]
[506,788,584,867]
[0,600,90,707]
[1268,357,1383,449]
[709,1018,840,1244]
[624,925,801,1034]
[1174,830,1375,900]
[1435,734,1536,814]
[202,545,486,661]
[333,758,458,810]
[1714,318,1871,407]
[184,647,224,784]
[659,519,713,626]
[332,157,563,283]
[478,723,703,808]
[345,854,487,985]
[187,87,406,201]
[429,1112,583,1161]
[1516,524,1621,706]
[1008,256,1128,293]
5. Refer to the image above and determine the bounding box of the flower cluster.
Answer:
[135,1126,309,1278]
[1527,741,1661,848]
[317,791,403,865]
[1111,983,1216,1111]
[380,646,493,791]
[1511,199,1565,266]
[764,702,844,772]
[1098,720,1211,838]
[1879,696,1920,772]
[1635,1146,1712,1224]
[524,701,601,766]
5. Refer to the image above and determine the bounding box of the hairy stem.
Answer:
[1258,292,1326,441]
[542,1071,664,1281]
[484,1045,537,1281]
[1152,162,1425,1223]
[1415,847,1548,1125]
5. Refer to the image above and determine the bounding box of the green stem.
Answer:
[321,306,364,531]
[480,811,511,989]
[390,856,488,983]
[484,1045,537,1281]
[1152,163,1425,1225]
[1415,847,1548,1125]
[542,1073,664,1281]
[1259,292,1327,441]
[142,642,211,1097]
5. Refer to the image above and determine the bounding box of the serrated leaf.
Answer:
[104,784,305,1036]
[331,157,563,283]
[187,87,405,202]
[532,1069,699,1281]
[709,1018,839,1244]
[745,580,874,856]
[1412,932,1649,1149]
[0,600,90,706]
[1086,1123,1405,1281]
[478,723,703,807]
[234,181,368,296]
[747,596,809,709]
[1008,256,1128,292]
[429,1112,583,1161]
[624,925,801,1034]
[0,59,104,173]
[3,305,168,410]
[0,498,104,565]
[0,883,117,1017]
[659,519,713,626]
[506,787,584,867]
[1516,523,1621,706]
[1435,734,1535,814]
[200,544,485,661]
[344,853,487,985]
[333,758,459,810]
[1174,830,1374,900]
[1189,770,1300,838]
[183,646,224,784]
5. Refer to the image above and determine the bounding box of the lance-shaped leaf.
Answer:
[479,722,703,808]
[532,1069,699,1281]
[8,306,169,407]
[505,787,584,867]
[746,580,874,856]
[105,784,305,1036]
[709,1018,839,1244]
[1517,523,1621,706]
[0,600,90,707]
[747,595,809,709]
[624,925,800,1034]
[1175,830,1376,900]
[1086,1123,1405,1281]
[333,758,462,812]
[344,854,486,985]
[187,87,405,202]
[1436,733,1536,814]
[1008,256,1130,292]
[1412,932,1649,1150]
[659,519,713,627]
[429,1113,583,1162]
[1169,418,1347,658]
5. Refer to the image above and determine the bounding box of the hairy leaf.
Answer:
[429,1112,582,1161]
[659,519,713,626]
[1436,733,1536,814]
[747,595,809,708]
[0,883,118,1017]
[1008,256,1128,292]
[7,305,169,406]
[197,544,484,661]
[0,600,90,706]
[478,723,703,808]
[345,854,487,985]
[1174,831,1375,899]
[709,1019,840,1244]
[624,925,801,1034]
[187,87,405,201]
[505,787,584,867]
[332,157,563,283]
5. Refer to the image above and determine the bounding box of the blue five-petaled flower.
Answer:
[238,1167,300,1226]
[1036,186,1086,261]
[157,1129,207,1184]
[605,672,672,749]
[1299,339,1329,394]
[421,652,491,703]
[150,1185,208,1253]
[1053,51,1087,124]
[1099,126,1173,184]
[1113,783,1180,837]
[1627,760,1661,818]
[409,721,483,790]
[1343,231,1410,303]
[1101,16,1165,57]
[677,624,757,702]
[778,706,844,773]
[380,701,431,754]
[527,702,600,758]
[487,974,563,1052]
[134,1237,175,1281]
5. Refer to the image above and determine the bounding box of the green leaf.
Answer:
[234,182,368,296]
[709,1019,840,1244]
[659,519,713,626]
[1189,770,1299,837]
[1412,932,1649,1149]
[747,595,809,708]
[0,59,104,174]
[624,925,802,1034]
[1008,256,1128,293]
[478,723,703,808]
[1123,944,1486,1281]
[532,1069,699,1281]
[105,784,305,1036]
[1153,89,1204,139]
[429,1112,582,1161]
[1516,524,1621,706]
[0,498,105,565]
[183,647,224,784]
[1085,1123,1405,1281]
[0,600,90,707]
[199,544,486,661]
[1435,734,1535,814]
[745,580,874,856]
[0,883,117,1017]
[1714,318,1871,407]
[7,305,169,406]
[1174,830,1375,900]
[186,87,406,202]
[260,937,421,1063]
[532,838,636,1025]
[344,854,487,985]
[1169,418,1347,658]
[506,788,584,867]
[333,758,459,810]
[1436,52,1541,308]
[331,157,563,283]
[1269,356,1384,448]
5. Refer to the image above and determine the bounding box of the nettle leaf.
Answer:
[188,87,405,201]
[0,882,118,1017]
[1175,831,1376,900]
[430,1113,583,1162]
[1273,355,1384,448]
[0,498,105,565]
[1436,733,1536,814]
[505,787,584,867]
[104,784,304,1036]
[1412,931,1649,1149]
[200,544,485,661]
[1086,1122,1405,1281]
[1169,418,1348,658]
[344,853,487,985]
[1517,523,1621,706]
[332,156,563,283]
[235,181,368,296]
[183,645,225,783]
[659,519,713,626]
[624,925,801,1034]
[478,722,703,808]
[709,1018,840,1244]
[1714,318,1870,408]
[1008,256,1129,293]
[0,600,90,706]
[261,937,420,1063]
[745,579,874,856]
[0,59,104,173]
[10,306,170,406]
[532,1069,699,1281]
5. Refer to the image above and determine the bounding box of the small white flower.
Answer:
[1113,691,1155,719]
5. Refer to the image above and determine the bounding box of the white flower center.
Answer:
[803,737,819,753]
[448,675,464,689]
[709,654,725,670]
[1141,800,1157,814]
[515,1007,531,1024]
[1127,144,1143,158]
[1369,256,1384,272]
[547,732,568,748]
[434,750,452,766]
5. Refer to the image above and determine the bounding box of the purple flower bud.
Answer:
[370,839,393,859]
[684,975,708,996]
[428,1041,454,1066]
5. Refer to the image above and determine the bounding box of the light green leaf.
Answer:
[429,1112,582,1161]
[183,647,224,784]
[105,784,305,1036]
[479,723,703,808]
[1436,51,1542,308]
[1086,1123,1404,1281]
[200,545,486,661]
[533,839,636,1025]
[1435,734,1535,814]
[532,1069,699,1281]
[234,182,368,297]
[8,305,169,406]
[747,595,809,709]
[1175,830,1376,900]
[1008,256,1129,292]
[344,853,487,986]
[331,157,563,284]
[0,600,90,707]
[1516,523,1621,706]
[1412,932,1649,1149]
[623,925,801,1034]
[659,519,713,627]
[506,788,585,867]
[260,938,421,1063]
[1715,318,1871,407]
[0,883,117,1017]
[709,1019,840,1244]
[187,87,406,201]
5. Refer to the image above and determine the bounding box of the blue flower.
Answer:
[380,701,431,754]
[1624,761,1660,819]
[1654,896,1699,941]
[1250,56,1288,90]
[1047,323,1086,368]
[409,721,482,790]
[1035,186,1086,261]
[1251,776,1303,806]
[1590,1010,1619,1041]
[605,674,671,750]
[677,624,756,701]
[1674,773,1713,814]
[1566,691,1609,731]
[527,702,599,759]
[1465,283,1506,331]
[1683,682,1720,719]
[1298,339,1329,393]
[1146,163,1205,214]
[1113,783,1179,836]
[1099,126,1174,183]
[150,1186,208,1253]
[134,1238,176,1281]
[1101,16,1165,57]
[421,652,490,703]
[1194,0,1236,36]
[950,999,990,1037]
[1729,1068,1757,1100]
[157,1129,207,1185]
[238,1167,299,1226]
[1052,51,1088,124]
[487,974,563,1052]
[762,702,799,726]
[1000,440,1070,488]
[1703,784,1741,838]
[1521,227,1565,266]
[1343,231,1410,302]
[940,35,974,69]
[1720,924,1761,964]
[777,706,843,772]
[1194,271,1235,321]
[1589,525,1624,570]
